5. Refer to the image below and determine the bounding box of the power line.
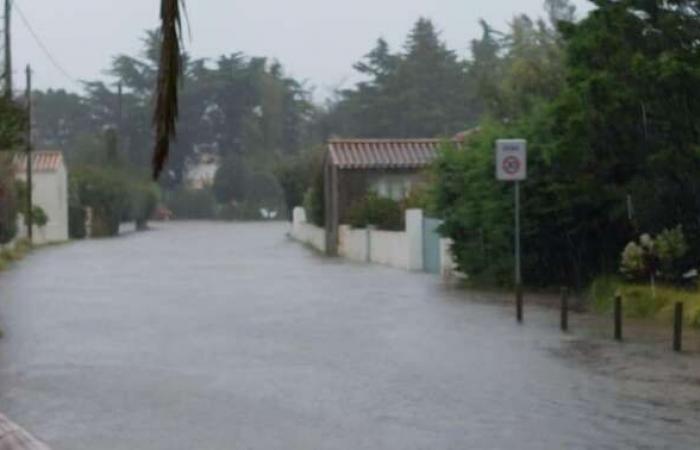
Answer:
[11,0,79,85]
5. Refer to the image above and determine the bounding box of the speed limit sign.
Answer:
[496,139,527,181]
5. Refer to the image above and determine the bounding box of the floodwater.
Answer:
[0,222,698,449]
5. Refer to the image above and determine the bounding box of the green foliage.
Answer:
[213,155,250,204]
[656,227,690,279]
[303,154,326,227]
[0,98,27,150]
[70,167,131,237]
[0,157,18,245]
[34,32,317,185]
[434,1,700,289]
[274,149,321,219]
[620,241,647,280]
[23,206,49,228]
[621,227,690,282]
[166,188,217,219]
[328,18,476,138]
[130,182,160,230]
[347,193,404,231]
[68,205,87,239]
[434,125,517,285]
[589,276,700,329]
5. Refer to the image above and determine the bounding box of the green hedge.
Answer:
[70,166,159,237]
[347,193,404,231]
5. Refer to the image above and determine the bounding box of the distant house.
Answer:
[185,150,220,190]
[14,151,69,244]
[324,138,456,255]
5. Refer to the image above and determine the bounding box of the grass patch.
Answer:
[589,275,700,328]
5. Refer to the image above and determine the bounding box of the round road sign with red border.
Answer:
[502,156,521,176]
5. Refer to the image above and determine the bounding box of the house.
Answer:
[324,138,455,255]
[185,148,220,190]
[13,151,69,244]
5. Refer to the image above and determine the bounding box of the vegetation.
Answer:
[589,276,700,329]
[69,167,158,237]
[0,239,33,272]
[0,157,18,245]
[434,1,700,291]
[165,187,217,220]
[347,193,404,231]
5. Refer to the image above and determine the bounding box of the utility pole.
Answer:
[3,0,11,99]
[25,64,32,242]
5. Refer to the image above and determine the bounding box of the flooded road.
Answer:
[0,222,698,449]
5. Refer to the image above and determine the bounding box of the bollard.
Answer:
[614,294,623,341]
[561,287,569,332]
[516,284,523,323]
[673,302,683,353]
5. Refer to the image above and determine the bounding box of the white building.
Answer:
[14,151,69,244]
[185,151,220,190]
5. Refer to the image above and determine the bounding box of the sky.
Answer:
[11,0,592,99]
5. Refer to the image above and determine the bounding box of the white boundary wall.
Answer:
[290,207,457,277]
[290,207,326,253]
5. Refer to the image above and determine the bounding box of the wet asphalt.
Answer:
[0,222,698,449]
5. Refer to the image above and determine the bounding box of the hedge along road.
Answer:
[0,222,698,450]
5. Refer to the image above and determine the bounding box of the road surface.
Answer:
[0,222,698,449]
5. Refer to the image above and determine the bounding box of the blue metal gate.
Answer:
[423,217,443,274]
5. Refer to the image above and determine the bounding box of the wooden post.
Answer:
[614,294,623,341]
[673,302,683,353]
[560,287,569,332]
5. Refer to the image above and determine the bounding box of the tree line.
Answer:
[434,0,700,289]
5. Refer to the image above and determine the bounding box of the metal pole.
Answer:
[515,180,523,323]
[25,64,32,242]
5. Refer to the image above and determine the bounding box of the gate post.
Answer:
[406,209,424,271]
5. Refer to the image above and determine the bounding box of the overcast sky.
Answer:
[12,0,591,98]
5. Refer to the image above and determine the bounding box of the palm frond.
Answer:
[152,0,183,180]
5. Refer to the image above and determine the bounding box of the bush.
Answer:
[71,167,131,237]
[69,205,87,239]
[347,193,404,231]
[589,276,700,328]
[0,158,18,245]
[620,227,690,283]
[22,206,49,228]
[166,188,217,219]
[130,182,159,230]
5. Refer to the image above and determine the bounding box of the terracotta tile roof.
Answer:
[13,151,64,173]
[328,139,450,170]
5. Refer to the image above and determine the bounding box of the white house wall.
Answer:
[15,165,69,244]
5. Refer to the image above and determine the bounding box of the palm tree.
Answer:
[152,0,183,180]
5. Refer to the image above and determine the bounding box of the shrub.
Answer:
[22,206,49,228]
[589,276,700,328]
[166,187,217,219]
[0,158,17,245]
[620,227,690,283]
[69,205,87,239]
[130,182,159,230]
[347,193,404,231]
[71,167,131,237]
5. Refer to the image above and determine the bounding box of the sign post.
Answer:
[496,139,527,323]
